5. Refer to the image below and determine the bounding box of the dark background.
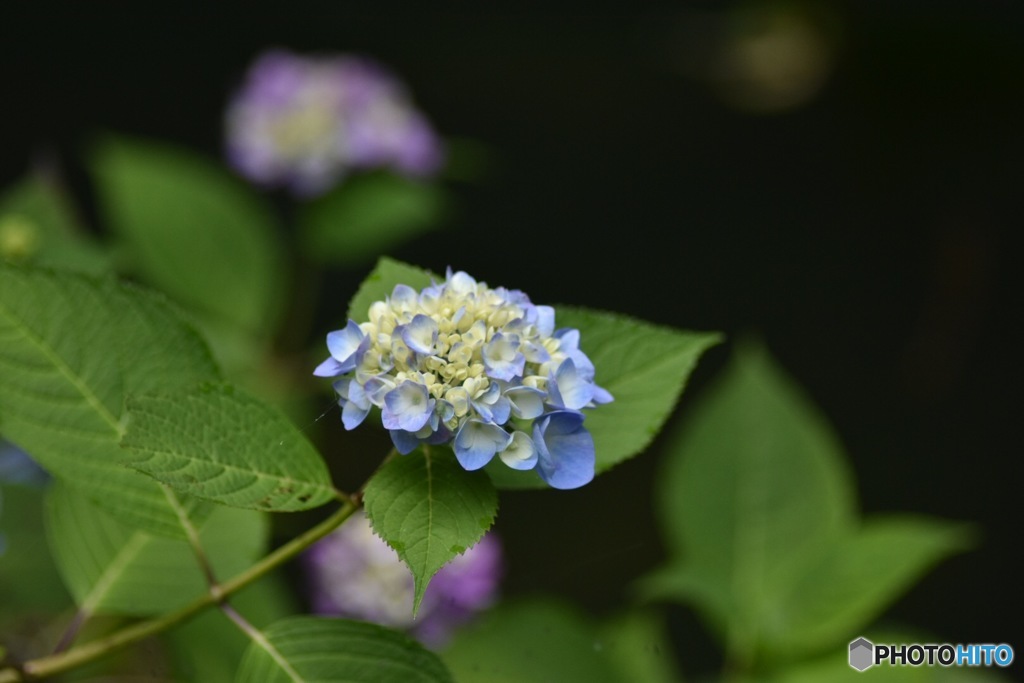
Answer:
[2,2,1021,679]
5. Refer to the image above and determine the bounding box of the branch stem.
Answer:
[2,500,357,681]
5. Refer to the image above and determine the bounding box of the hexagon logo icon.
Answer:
[849,637,874,671]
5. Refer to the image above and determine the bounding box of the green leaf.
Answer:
[642,341,858,659]
[642,342,971,664]
[767,516,972,656]
[235,616,454,683]
[441,599,623,683]
[121,384,336,512]
[91,135,286,334]
[0,176,111,275]
[0,483,71,617]
[0,266,220,537]
[300,171,449,266]
[167,574,297,683]
[487,306,722,489]
[46,480,267,616]
[346,256,436,322]
[363,447,498,613]
[598,609,683,683]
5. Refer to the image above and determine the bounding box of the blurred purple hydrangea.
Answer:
[225,49,444,196]
[304,511,502,648]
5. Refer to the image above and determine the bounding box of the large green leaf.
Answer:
[0,175,111,275]
[441,599,623,683]
[235,616,454,683]
[121,384,336,512]
[363,447,498,613]
[642,342,969,664]
[46,481,267,616]
[598,609,683,683]
[345,256,435,322]
[489,306,722,488]
[767,516,972,656]
[0,483,71,618]
[167,574,296,683]
[643,342,857,657]
[0,266,220,537]
[300,171,449,266]
[91,135,286,334]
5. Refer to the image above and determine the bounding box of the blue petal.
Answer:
[382,381,434,432]
[389,429,421,455]
[313,356,344,377]
[341,400,370,430]
[499,431,539,470]
[453,420,513,471]
[548,358,594,410]
[402,314,439,355]
[390,284,418,310]
[533,411,595,489]
[482,333,526,381]
[339,381,371,430]
[505,386,546,419]
[325,321,368,373]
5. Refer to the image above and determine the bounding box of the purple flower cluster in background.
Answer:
[314,270,613,489]
[225,49,444,196]
[304,512,502,648]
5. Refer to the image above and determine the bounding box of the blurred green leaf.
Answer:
[488,307,721,489]
[122,384,335,512]
[346,256,435,322]
[768,516,972,656]
[301,171,448,266]
[46,481,267,616]
[235,616,454,683]
[0,175,111,276]
[167,574,296,683]
[0,266,220,537]
[363,447,498,613]
[0,484,71,617]
[642,341,970,664]
[91,135,286,334]
[441,599,623,683]
[598,609,683,683]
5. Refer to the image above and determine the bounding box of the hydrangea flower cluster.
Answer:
[225,49,443,196]
[304,511,502,648]
[314,270,612,489]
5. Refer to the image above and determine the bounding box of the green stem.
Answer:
[1,501,357,682]
[220,603,302,682]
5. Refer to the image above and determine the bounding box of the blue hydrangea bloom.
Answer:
[314,269,612,489]
[225,49,443,196]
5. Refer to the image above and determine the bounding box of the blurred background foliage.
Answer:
[0,1,1021,681]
